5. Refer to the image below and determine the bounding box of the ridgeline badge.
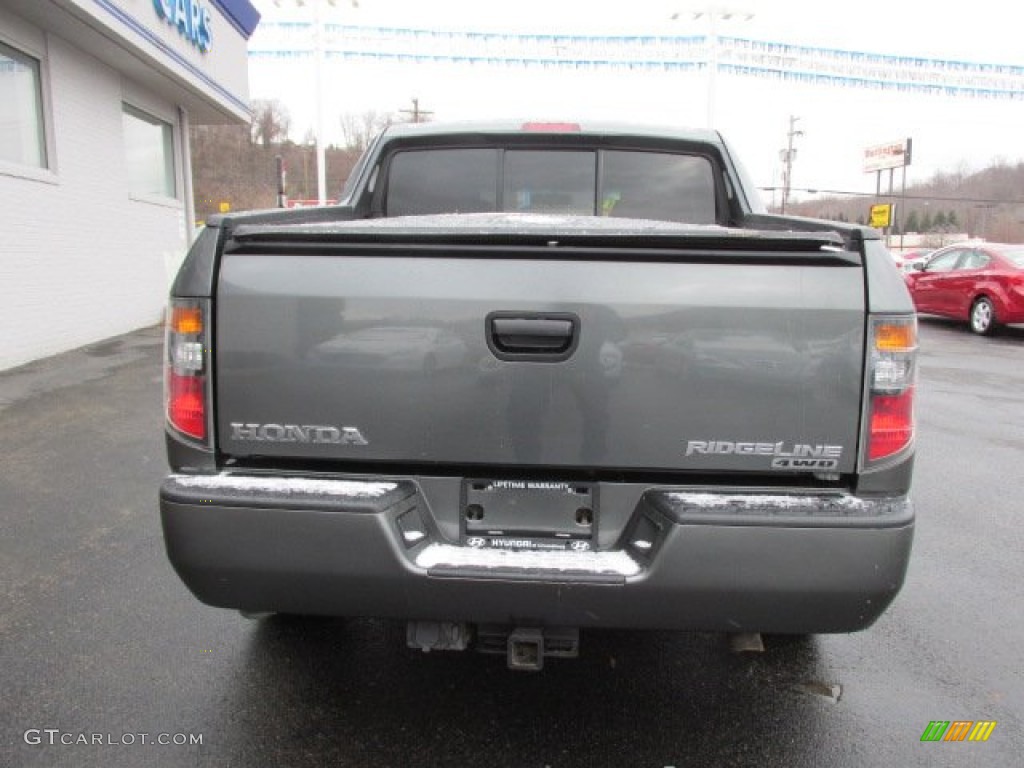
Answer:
[685,440,843,470]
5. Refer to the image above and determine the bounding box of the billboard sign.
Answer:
[864,139,912,173]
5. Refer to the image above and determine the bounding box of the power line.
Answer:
[759,187,1024,205]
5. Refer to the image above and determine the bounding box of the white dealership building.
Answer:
[0,0,259,369]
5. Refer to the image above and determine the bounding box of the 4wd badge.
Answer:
[686,440,842,470]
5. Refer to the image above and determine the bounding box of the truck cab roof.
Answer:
[378,119,725,145]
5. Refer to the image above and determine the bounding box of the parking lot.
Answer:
[1,318,1021,768]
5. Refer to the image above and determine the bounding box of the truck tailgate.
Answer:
[215,225,865,475]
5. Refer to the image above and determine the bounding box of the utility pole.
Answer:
[780,114,802,215]
[399,97,434,124]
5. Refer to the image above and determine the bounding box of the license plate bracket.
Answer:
[461,479,597,551]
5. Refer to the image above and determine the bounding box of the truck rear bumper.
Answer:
[160,474,914,634]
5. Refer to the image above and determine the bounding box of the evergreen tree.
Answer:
[933,211,947,230]
[920,211,933,232]
[947,210,959,229]
[905,210,920,232]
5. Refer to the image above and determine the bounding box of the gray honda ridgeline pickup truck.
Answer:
[161,121,916,668]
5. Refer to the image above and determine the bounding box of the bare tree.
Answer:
[339,110,394,153]
[251,99,291,148]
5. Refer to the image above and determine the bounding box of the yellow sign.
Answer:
[219,201,231,214]
[869,203,893,228]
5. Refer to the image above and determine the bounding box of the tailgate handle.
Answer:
[487,313,578,360]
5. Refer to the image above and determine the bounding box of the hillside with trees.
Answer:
[786,162,1024,243]
[190,100,396,222]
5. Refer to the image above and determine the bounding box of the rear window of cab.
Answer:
[384,147,718,225]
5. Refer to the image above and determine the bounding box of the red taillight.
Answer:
[165,299,208,442]
[866,316,917,463]
[869,388,914,460]
[167,371,206,440]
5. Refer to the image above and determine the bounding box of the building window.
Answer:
[123,103,176,198]
[0,40,47,168]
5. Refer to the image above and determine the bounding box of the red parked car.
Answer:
[905,243,1024,335]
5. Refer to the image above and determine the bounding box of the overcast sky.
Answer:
[246,0,1024,200]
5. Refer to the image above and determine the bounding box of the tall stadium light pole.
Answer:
[274,0,358,205]
[673,6,754,129]
[313,0,327,205]
[703,10,719,129]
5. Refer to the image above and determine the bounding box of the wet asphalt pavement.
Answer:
[1,319,1022,768]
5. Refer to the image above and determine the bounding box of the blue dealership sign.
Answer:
[154,0,213,53]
